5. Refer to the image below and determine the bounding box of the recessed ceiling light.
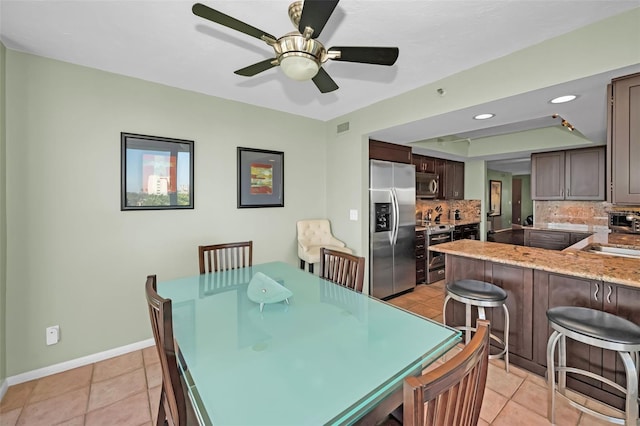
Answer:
[550,95,577,104]
[473,113,495,120]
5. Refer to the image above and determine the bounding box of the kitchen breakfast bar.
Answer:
[430,233,640,411]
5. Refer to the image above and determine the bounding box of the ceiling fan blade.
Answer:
[329,46,399,66]
[192,3,276,41]
[312,68,339,93]
[298,0,339,39]
[234,59,277,77]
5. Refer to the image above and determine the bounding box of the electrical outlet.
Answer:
[349,209,358,221]
[46,325,60,346]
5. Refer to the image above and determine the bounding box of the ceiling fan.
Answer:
[192,1,399,93]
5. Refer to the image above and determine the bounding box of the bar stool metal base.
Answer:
[546,307,640,426]
[442,283,509,373]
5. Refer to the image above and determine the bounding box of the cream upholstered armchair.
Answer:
[296,219,353,273]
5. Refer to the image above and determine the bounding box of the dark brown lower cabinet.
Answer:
[533,272,608,403]
[415,230,425,284]
[446,254,640,410]
[602,283,640,404]
[444,255,533,362]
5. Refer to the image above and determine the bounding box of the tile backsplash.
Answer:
[416,199,481,223]
[534,200,616,231]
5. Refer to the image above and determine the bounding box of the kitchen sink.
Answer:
[584,245,640,259]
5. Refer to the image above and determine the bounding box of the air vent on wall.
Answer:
[337,122,350,133]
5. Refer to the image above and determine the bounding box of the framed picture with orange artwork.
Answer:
[489,180,502,216]
[237,147,284,208]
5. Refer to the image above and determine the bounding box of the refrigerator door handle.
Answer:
[391,188,399,245]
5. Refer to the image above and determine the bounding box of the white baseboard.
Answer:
[0,378,8,402]
[6,338,155,386]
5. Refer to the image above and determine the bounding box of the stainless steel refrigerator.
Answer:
[369,159,416,299]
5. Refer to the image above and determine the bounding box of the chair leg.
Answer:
[465,302,472,344]
[442,295,451,326]
[620,351,639,425]
[156,391,167,426]
[503,303,510,373]
[546,330,562,424]
[300,259,305,270]
[558,334,567,394]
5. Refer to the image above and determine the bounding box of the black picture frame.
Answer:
[489,180,502,216]
[237,147,284,208]
[121,132,194,211]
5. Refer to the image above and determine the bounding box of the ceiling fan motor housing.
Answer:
[274,33,326,80]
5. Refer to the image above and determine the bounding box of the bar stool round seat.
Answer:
[546,306,640,425]
[447,279,507,303]
[443,279,509,372]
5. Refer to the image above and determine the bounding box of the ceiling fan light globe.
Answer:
[280,54,320,81]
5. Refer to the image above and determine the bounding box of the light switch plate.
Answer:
[349,209,358,221]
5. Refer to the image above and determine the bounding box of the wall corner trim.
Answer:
[0,379,8,402]
[6,338,155,387]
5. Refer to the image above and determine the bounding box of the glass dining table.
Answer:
[157,261,461,425]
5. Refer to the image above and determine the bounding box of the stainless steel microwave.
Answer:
[609,211,640,233]
[416,172,439,198]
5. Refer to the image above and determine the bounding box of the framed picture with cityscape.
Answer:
[237,147,284,208]
[121,132,194,211]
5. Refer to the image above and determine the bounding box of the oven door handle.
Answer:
[430,235,451,242]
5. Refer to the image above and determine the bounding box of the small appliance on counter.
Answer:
[609,211,640,233]
[454,209,461,221]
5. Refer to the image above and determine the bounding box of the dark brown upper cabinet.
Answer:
[369,139,412,164]
[411,154,436,173]
[444,160,465,200]
[609,72,640,204]
[531,147,605,201]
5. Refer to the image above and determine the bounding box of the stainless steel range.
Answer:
[425,224,453,284]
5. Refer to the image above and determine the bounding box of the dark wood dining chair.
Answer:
[145,275,197,426]
[403,319,490,426]
[198,241,253,274]
[319,247,365,293]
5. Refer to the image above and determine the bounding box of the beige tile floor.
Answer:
[0,280,622,426]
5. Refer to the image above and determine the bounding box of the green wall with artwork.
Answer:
[487,170,513,230]
[4,50,328,376]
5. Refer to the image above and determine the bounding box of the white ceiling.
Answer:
[1,0,638,123]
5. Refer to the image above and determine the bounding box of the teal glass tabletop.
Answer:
[158,262,460,425]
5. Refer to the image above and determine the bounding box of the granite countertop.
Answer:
[430,233,640,288]
[518,223,609,234]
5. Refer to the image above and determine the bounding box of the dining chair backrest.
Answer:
[319,247,365,293]
[145,275,188,426]
[403,319,490,426]
[199,241,253,274]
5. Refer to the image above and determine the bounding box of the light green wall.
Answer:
[4,51,328,375]
[464,160,487,239]
[488,170,513,230]
[324,9,640,257]
[1,41,7,385]
[514,175,533,223]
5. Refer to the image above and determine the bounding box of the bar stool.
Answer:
[442,279,509,372]
[546,306,640,425]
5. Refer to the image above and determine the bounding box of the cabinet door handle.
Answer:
[606,285,612,304]
[594,282,599,301]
